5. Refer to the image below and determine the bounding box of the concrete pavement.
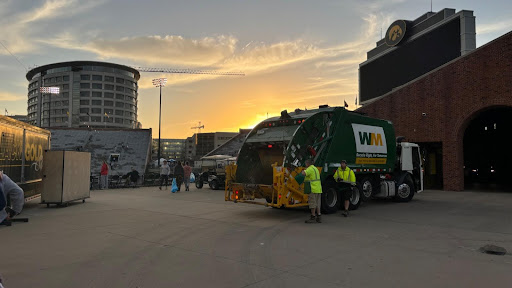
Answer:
[1,186,512,287]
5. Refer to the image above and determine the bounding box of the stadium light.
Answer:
[152,78,167,167]
[40,86,60,127]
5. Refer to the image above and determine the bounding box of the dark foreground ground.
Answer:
[1,186,511,288]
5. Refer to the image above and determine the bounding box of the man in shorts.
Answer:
[301,159,322,223]
[333,160,356,217]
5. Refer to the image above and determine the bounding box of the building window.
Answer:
[124,111,131,117]
[55,101,62,106]
[80,108,89,113]
[104,100,114,106]
[80,116,89,122]
[115,102,124,108]
[56,76,62,82]
[91,108,101,114]
[116,94,125,100]
[91,116,101,122]
[92,91,102,98]
[116,78,125,84]
[92,75,102,81]
[115,110,123,116]
[105,84,114,90]
[80,100,89,105]
[104,92,114,98]
[116,86,124,92]
[80,83,90,89]
[115,118,123,124]
[92,100,102,106]
[62,92,69,98]
[62,84,69,90]
[104,109,113,114]
[105,76,114,82]
[92,83,102,89]
[63,75,69,81]
[80,91,90,97]
[125,103,131,109]
[81,75,90,81]
[62,100,69,106]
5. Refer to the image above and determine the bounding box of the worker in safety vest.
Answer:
[301,159,322,223]
[333,160,356,217]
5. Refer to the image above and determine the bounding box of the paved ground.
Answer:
[1,186,512,288]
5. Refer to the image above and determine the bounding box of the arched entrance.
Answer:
[463,106,512,191]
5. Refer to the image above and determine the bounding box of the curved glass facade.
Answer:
[26,62,140,129]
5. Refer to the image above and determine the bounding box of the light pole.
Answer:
[152,78,167,167]
[39,86,60,127]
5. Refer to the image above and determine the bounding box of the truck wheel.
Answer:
[349,186,361,210]
[395,176,415,202]
[321,184,339,214]
[211,180,219,190]
[195,180,203,189]
[359,177,374,202]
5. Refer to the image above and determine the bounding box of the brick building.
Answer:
[358,31,512,191]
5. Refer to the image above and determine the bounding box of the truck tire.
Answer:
[395,176,415,202]
[321,184,339,214]
[349,186,361,210]
[210,180,219,190]
[195,180,203,189]
[359,177,374,202]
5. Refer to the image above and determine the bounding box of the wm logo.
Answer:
[359,132,383,146]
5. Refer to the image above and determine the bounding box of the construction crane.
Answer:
[135,66,244,166]
[131,66,245,76]
[191,121,205,145]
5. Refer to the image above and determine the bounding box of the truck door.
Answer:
[412,146,423,192]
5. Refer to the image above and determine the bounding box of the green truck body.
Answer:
[237,107,396,183]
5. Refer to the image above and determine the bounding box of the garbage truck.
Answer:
[224,106,423,214]
[0,115,51,201]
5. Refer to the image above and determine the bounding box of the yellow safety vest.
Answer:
[334,167,356,184]
[305,165,322,194]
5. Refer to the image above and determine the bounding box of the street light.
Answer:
[152,78,167,167]
[40,86,60,127]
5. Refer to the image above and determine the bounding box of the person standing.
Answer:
[159,160,170,190]
[301,159,322,223]
[333,160,356,217]
[0,171,24,225]
[100,160,109,189]
[174,161,184,192]
[183,161,192,191]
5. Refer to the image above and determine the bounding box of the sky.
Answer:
[1,0,512,138]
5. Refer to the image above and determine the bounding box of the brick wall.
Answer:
[358,31,512,191]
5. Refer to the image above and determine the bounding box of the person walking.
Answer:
[301,159,323,223]
[183,161,192,191]
[174,161,184,192]
[333,160,356,217]
[100,160,109,189]
[159,160,170,190]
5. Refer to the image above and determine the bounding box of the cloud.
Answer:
[0,0,106,54]
[88,35,238,67]
[477,19,512,35]
[0,91,25,101]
